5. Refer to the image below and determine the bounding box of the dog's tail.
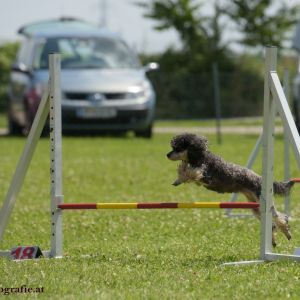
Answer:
[273,178,300,196]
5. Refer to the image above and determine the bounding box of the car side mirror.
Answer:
[143,62,159,73]
[11,63,32,76]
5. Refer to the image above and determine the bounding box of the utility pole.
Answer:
[212,62,222,144]
[99,0,107,28]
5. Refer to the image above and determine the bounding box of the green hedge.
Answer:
[148,70,263,118]
[0,42,19,111]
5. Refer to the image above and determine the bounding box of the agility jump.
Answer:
[58,202,259,210]
[1,47,300,264]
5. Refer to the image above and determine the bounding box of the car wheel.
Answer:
[135,125,153,138]
[23,105,35,136]
[8,113,23,135]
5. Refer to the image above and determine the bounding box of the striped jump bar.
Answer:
[58,202,259,210]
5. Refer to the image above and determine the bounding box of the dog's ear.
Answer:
[187,135,208,163]
[171,134,188,150]
[189,135,208,152]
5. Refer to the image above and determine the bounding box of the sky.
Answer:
[0,0,181,54]
[0,0,299,54]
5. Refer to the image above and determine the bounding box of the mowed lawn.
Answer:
[0,113,6,129]
[1,132,300,299]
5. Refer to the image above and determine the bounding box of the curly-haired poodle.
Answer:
[167,133,298,247]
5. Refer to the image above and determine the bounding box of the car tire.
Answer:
[293,99,300,131]
[23,106,35,136]
[135,124,153,138]
[8,113,23,135]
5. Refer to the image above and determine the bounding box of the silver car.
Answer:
[8,18,158,137]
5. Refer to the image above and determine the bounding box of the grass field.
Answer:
[0,113,6,128]
[1,132,300,299]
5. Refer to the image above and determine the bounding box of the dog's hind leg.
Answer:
[270,206,291,241]
[242,190,277,247]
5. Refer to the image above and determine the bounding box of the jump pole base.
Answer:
[222,253,300,266]
[222,260,265,266]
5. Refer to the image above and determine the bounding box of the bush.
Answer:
[0,42,19,111]
[143,50,264,119]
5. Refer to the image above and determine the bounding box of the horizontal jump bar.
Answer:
[58,202,259,210]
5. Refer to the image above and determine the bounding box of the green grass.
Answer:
[0,113,6,128]
[1,133,300,299]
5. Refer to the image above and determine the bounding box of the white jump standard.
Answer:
[226,70,292,218]
[0,54,62,258]
[1,47,300,264]
[224,46,300,265]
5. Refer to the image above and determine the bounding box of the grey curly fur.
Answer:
[169,133,294,196]
[167,133,294,247]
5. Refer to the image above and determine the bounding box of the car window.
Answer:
[19,19,103,36]
[33,37,140,70]
[16,39,34,67]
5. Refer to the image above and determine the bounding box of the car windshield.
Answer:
[33,37,140,69]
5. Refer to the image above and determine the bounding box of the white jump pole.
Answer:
[259,46,276,259]
[283,70,291,216]
[224,46,300,265]
[0,81,50,243]
[49,54,63,258]
[226,69,292,218]
[0,54,63,259]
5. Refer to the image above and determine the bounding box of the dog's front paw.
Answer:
[172,179,182,186]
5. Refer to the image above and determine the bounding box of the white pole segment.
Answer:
[269,72,300,168]
[0,88,50,241]
[243,133,263,169]
[283,71,291,215]
[260,46,276,259]
[265,253,300,261]
[223,47,300,265]
[49,54,63,258]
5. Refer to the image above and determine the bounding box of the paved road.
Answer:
[154,126,284,135]
[0,128,8,136]
[0,126,285,136]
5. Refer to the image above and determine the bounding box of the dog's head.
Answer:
[167,133,208,163]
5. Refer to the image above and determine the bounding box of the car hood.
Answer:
[35,69,147,92]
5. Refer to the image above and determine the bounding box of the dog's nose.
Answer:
[166,152,171,158]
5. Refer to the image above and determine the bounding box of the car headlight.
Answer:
[126,91,145,99]
[126,81,153,99]
[127,85,145,99]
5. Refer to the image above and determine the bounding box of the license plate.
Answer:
[77,107,117,119]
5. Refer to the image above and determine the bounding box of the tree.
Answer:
[0,42,19,84]
[136,0,228,68]
[0,42,19,111]
[136,0,299,119]
[137,0,300,53]
[226,0,300,49]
